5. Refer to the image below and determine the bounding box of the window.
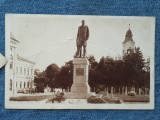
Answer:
[24,82,26,88]
[30,82,32,88]
[27,82,29,88]
[127,49,131,54]
[10,55,13,69]
[20,81,22,88]
[10,79,12,91]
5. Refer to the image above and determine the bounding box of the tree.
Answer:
[123,47,145,88]
[34,71,47,93]
[96,56,116,87]
[87,55,98,70]
[88,55,99,91]
[144,58,150,88]
[103,56,115,87]
[89,56,115,91]
[56,61,73,92]
[96,56,105,73]
[65,60,73,91]
[45,63,60,92]
[113,59,125,89]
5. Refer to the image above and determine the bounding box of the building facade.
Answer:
[122,25,135,54]
[9,34,35,96]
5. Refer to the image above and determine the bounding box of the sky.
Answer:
[6,14,155,71]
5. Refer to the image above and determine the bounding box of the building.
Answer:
[122,24,135,54]
[9,33,35,95]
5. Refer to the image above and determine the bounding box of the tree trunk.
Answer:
[139,88,141,95]
[145,87,147,95]
[104,87,106,92]
[133,86,135,93]
[61,87,63,92]
[122,86,124,94]
[51,87,53,92]
[113,87,116,93]
[111,87,113,97]
[125,86,127,96]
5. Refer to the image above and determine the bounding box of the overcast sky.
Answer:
[6,14,155,71]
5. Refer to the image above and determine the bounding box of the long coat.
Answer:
[77,25,89,47]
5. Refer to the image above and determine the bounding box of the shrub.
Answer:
[46,92,66,103]
[87,96,106,103]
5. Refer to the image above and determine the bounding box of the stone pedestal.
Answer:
[71,57,90,95]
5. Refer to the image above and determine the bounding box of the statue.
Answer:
[74,20,89,58]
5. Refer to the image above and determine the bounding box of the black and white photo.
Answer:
[5,14,155,109]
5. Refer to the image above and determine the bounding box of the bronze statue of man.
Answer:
[74,20,89,58]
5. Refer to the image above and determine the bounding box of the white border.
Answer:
[5,14,155,109]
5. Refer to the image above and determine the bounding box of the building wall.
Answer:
[9,38,18,95]
[14,59,35,94]
[123,41,135,54]
[9,35,35,96]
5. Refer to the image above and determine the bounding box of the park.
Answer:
[9,20,150,105]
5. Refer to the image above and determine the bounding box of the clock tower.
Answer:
[122,24,135,54]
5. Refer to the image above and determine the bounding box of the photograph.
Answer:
[5,14,155,109]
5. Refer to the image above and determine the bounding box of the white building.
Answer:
[9,33,35,95]
[122,25,135,54]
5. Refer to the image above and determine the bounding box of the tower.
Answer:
[122,24,135,54]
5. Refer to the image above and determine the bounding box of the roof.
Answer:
[126,29,132,37]
[17,55,35,64]
[10,33,20,43]
[122,28,135,44]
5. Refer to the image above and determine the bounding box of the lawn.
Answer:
[9,93,54,101]
[113,94,149,102]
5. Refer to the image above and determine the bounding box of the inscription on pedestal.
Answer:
[76,68,84,76]
[71,58,90,94]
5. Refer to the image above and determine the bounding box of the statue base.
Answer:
[65,92,92,99]
[71,57,91,97]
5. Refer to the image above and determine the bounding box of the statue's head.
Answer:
[82,20,85,26]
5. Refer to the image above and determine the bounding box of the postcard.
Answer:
[5,14,155,109]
